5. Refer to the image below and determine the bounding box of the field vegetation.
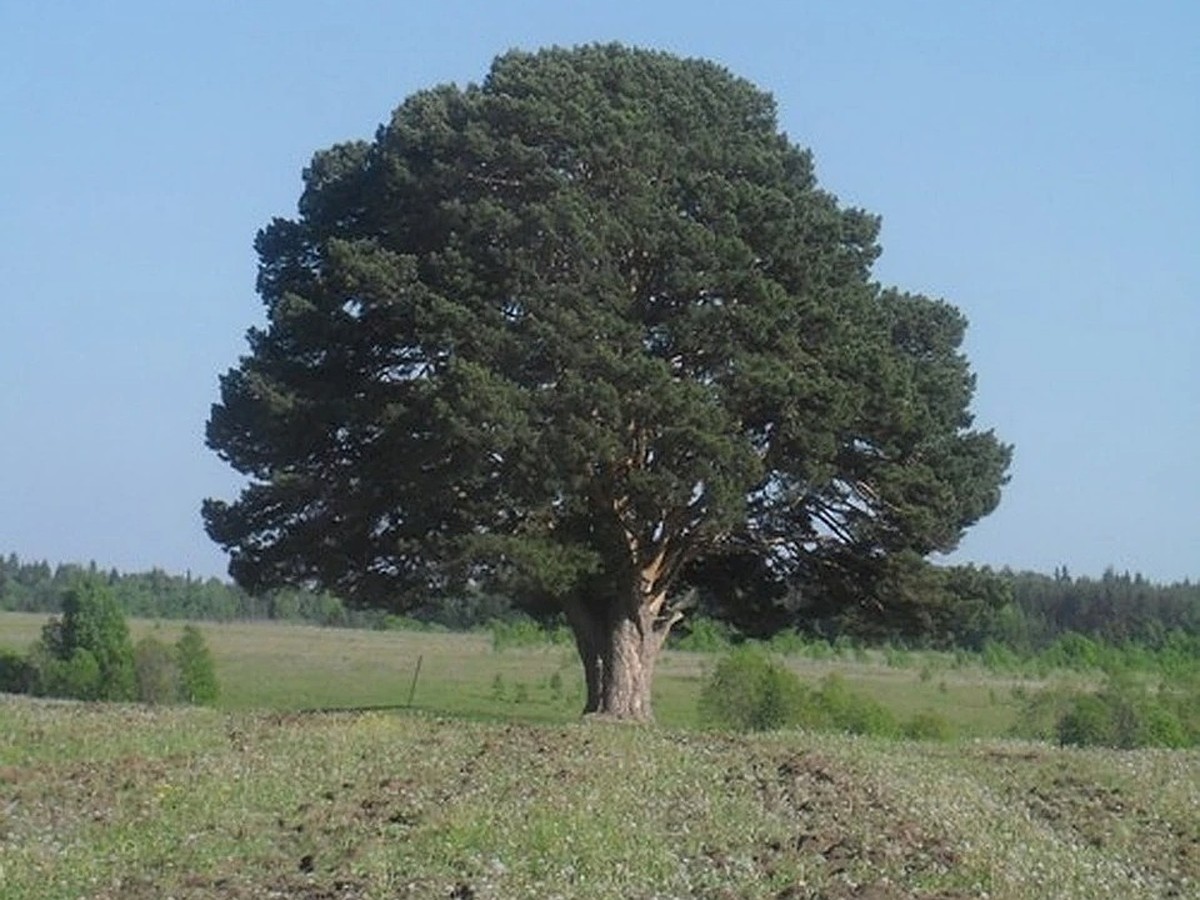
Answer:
[1,692,1196,899]
[2,606,1197,898]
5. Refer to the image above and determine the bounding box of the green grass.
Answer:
[0,696,1195,899]
[2,613,1197,897]
[0,612,1061,736]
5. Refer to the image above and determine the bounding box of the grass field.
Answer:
[1,613,1198,897]
[0,613,1040,736]
[1,695,1197,899]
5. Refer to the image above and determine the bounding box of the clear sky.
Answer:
[2,2,1196,584]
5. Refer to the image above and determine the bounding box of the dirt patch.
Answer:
[970,751,1200,898]
[101,874,372,899]
[700,750,967,898]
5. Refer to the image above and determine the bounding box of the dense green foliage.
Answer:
[4,552,1197,673]
[175,625,220,705]
[698,646,807,731]
[698,646,956,739]
[0,647,35,693]
[2,575,221,706]
[29,579,136,701]
[133,635,180,704]
[1001,567,1200,650]
[1013,674,1200,750]
[129,628,220,706]
[202,44,1010,715]
[0,553,380,626]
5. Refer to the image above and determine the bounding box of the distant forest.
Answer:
[1,552,1196,653]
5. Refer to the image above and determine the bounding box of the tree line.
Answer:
[999,567,1199,650]
[2,551,1195,654]
[0,575,219,705]
[0,554,360,625]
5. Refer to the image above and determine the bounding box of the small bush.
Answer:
[1017,676,1198,749]
[384,614,444,632]
[1057,693,1119,747]
[1010,683,1074,742]
[883,645,912,669]
[811,673,898,737]
[980,640,1019,672]
[765,630,812,656]
[38,649,103,700]
[904,711,955,742]
[176,626,219,705]
[698,646,806,732]
[490,617,571,652]
[699,651,905,737]
[0,648,33,694]
[672,616,733,653]
[134,635,179,704]
[832,635,856,658]
[1139,704,1188,749]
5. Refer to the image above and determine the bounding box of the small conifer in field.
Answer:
[175,625,219,705]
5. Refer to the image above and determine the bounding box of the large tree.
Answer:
[204,45,1011,720]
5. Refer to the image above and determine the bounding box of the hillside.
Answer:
[1,695,1195,899]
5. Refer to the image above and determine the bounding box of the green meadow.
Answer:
[0,612,1034,736]
[1,612,1197,899]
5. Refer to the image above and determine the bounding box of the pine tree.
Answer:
[205,45,1011,719]
[175,625,219,705]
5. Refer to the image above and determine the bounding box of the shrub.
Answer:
[1170,674,1200,744]
[1018,675,1198,749]
[61,580,136,700]
[699,651,907,737]
[980,639,1019,672]
[1042,632,1102,672]
[27,579,135,701]
[803,639,834,661]
[1010,683,1075,742]
[811,673,898,737]
[765,629,812,656]
[490,617,571,652]
[904,710,956,742]
[0,648,33,694]
[698,646,806,732]
[175,625,219,705]
[1139,704,1188,749]
[38,649,103,700]
[883,644,913,669]
[1057,694,1117,747]
[134,635,180,704]
[672,616,733,653]
[383,614,432,631]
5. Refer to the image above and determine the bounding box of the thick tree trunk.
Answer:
[600,613,657,720]
[565,598,605,714]
[564,589,677,722]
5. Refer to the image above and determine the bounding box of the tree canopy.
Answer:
[34,578,136,701]
[204,44,1011,718]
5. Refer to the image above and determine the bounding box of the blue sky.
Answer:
[1,2,1196,583]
